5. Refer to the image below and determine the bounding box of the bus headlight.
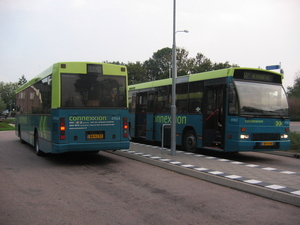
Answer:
[240,134,250,139]
[281,134,289,139]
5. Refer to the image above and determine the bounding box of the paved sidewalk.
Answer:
[112,142,300,207]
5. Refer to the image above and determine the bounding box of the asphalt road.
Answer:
[0,131,299,225]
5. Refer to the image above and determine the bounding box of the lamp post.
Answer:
[171,0,188,156]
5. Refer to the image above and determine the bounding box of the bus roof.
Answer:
[128,67,282,91]
[15,62,127,93]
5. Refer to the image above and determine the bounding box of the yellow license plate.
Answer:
[262,142,274,146]
[87,134,104,139]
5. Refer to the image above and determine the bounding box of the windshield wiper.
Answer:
[266,111,285,120]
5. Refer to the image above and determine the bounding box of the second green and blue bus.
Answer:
[15,62,130,155]
[128,68,290,152]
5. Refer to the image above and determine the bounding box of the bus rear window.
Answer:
[61,73,126,108]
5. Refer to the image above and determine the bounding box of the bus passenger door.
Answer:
[135,92,147,138]
[145,92,155,140]
[203,85,225,149]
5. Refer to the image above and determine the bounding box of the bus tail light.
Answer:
[123,117,128,138]
[60,117,66,140]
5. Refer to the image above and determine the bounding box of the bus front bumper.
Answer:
[226,140,290,152]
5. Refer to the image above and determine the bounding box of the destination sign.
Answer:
[87,64,103,74]
[243,72,273,82]
[233,69,281,83]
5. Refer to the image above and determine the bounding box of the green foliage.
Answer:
[287,72,300,98]
[0,81,19,110]
[287,71,300,121]
[124,47,238,84]
[102,61,124,65]
[176,48,191,76]
[126,61,148,84]
[143,58,162,81]
[290,132,300,152]
[0,97,6,112]
[101,47,238,84]
[0,75,28,112]
[18,75,27,86]
[0,119,15,131]
[142,47,173,81]
[189,53,213,73]
[288,98,300,121]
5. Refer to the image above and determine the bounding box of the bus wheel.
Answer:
[183,130,197,152]
[34,133,44,156]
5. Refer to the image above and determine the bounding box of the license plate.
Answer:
[262,142,274,146]
[87,134,104,139]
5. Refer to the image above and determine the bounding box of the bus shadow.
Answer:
[41,151,120,167]
[16,139,120,166]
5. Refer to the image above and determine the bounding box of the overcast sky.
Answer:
[1,0,299,89]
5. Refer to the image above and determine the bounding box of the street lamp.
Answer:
[176,30,189,34]
[171,0,188,156]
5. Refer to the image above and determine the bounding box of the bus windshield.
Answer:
[234,81,289,118]
[61,73,126,108]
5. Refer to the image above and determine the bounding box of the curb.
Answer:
[111,150,300,207]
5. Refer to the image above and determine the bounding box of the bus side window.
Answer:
[228,82,238,115]
[17,75,52,114]
[147,92,155,113]
[188,81,203,113]
[157,86,169,113]
[176,83,188,114]
[154,102,163,113]
[129,92,136,113]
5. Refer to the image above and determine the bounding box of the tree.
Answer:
[143,47,172,81]
[287,71,300,120]
[103,47,239,84]
[0,82,18,111]
[287,71,300,98]
[102,61,124,65]
[126,61,148,84]
[18,75,27,86]
[143,47,194,81]
[212,61,232,70]
[176,47,190,76]
[143,58,161,81]
[189,53,213,73]
[0,97,6,113]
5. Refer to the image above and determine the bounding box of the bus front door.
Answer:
[203,85,225,149]
[145,92,155,140]
[135,92,147,138]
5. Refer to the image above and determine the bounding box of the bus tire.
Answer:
[34,132,44,156]
[183,130,197,152]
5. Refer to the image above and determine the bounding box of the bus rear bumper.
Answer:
[51,141,130,154]
[226,140,291,152]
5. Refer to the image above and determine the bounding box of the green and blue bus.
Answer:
[128,68,290,152]
[15,62,129,155]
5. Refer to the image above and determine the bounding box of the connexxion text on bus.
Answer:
[128,68,290,153]
[15,62,130,155]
